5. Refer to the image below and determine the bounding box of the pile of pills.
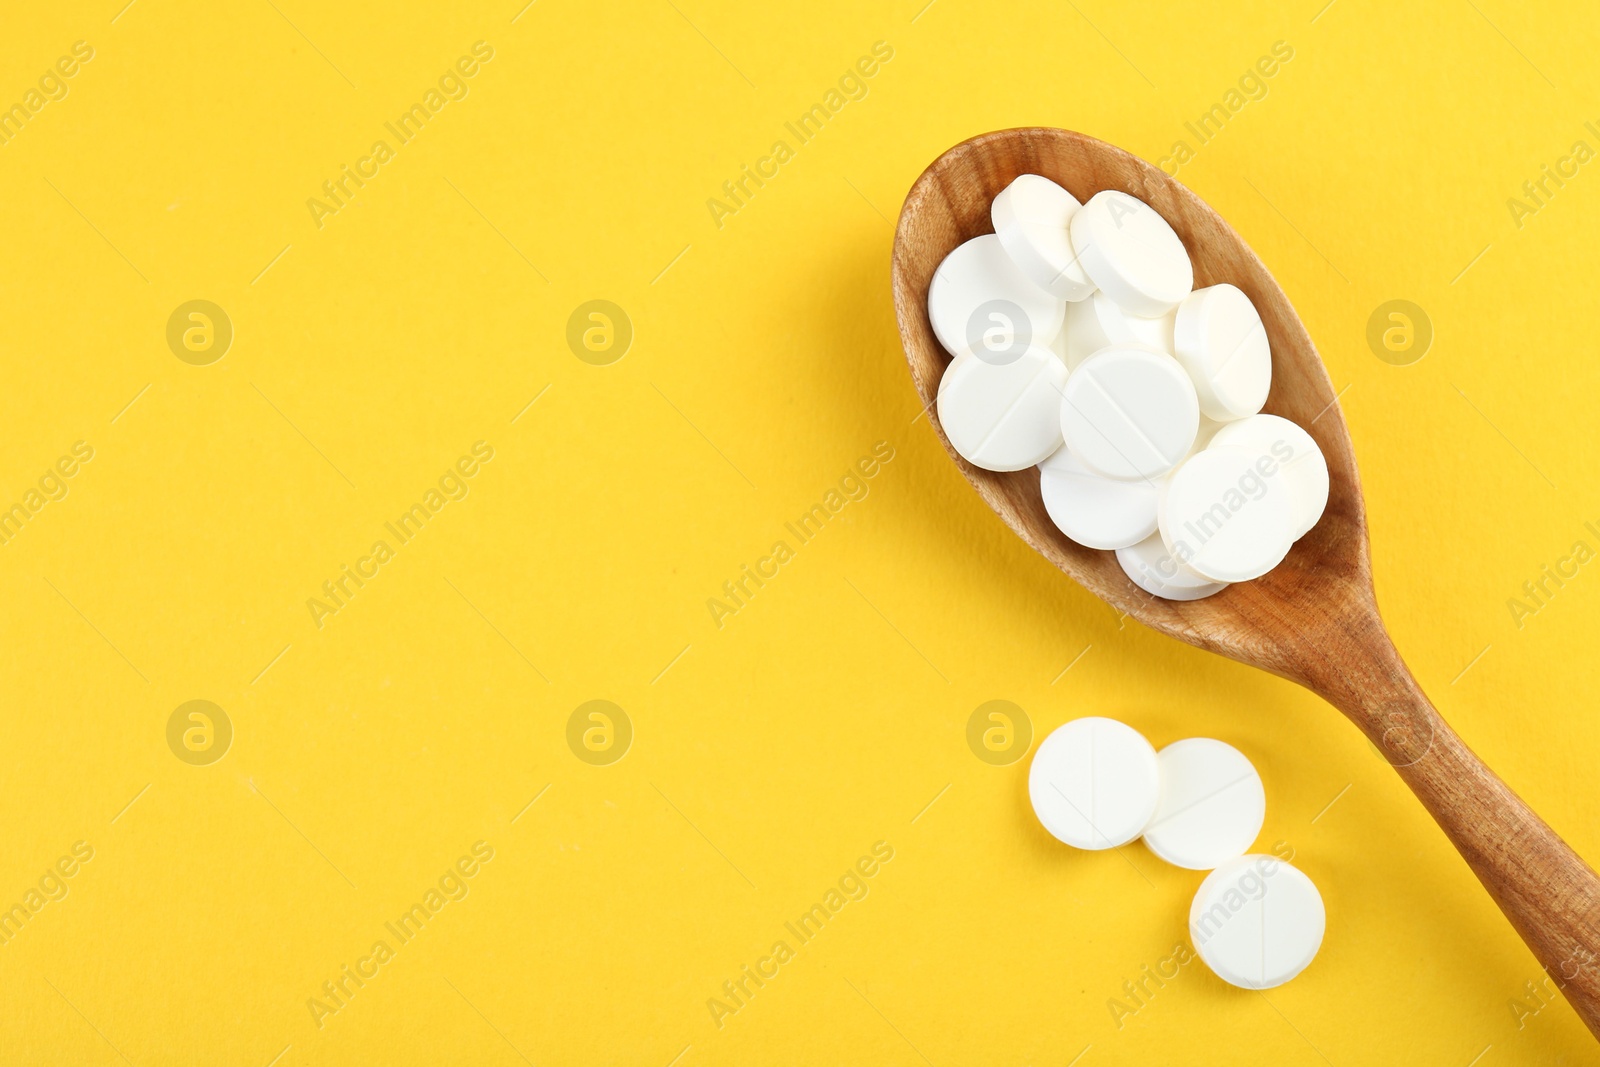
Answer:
[1029,717,1325,989]
[930,175,1330,600]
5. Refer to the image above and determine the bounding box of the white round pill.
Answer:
[1068,190,1194,318]
[928,234,1065,362]
[1029,717,1159,850]
[1159,447,1296,583]
[1190,855,1325,989]
[1210,414,1330,539]
[1142,738,1265,869]
[1116,531,1229,601]
[937,347,1068,471]
[1039,445,1158,550]
[991,174,1097,301]
[1059,347,1199,481]
[1173,284,1271,422]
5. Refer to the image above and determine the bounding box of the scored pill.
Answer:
[1029,717,1160,850]
[1190,855,1326,989]
[1142,738,1266,870]
[937,347,1069,472]
[1058,347,1199,481]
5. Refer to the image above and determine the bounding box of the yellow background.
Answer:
[3,0,1599,1062]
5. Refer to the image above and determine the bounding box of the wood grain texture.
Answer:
[892,127,1600,1036]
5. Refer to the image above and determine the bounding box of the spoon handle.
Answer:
[1313,628,1600,1038]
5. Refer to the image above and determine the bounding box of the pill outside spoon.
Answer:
[892,126,1600,1038]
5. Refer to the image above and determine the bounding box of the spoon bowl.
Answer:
[893,127,1600,1037]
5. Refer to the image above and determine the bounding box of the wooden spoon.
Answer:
[892,126,1600,1035]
